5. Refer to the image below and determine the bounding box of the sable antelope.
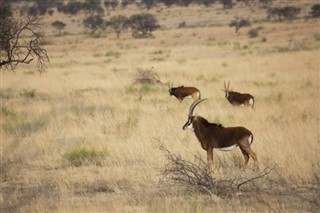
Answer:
[183,99,259,171]
[169,83,201,102]
[224,81,254,108]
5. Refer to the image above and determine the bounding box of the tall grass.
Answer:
[1,5,319,212]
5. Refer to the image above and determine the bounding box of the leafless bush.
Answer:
[133,68,162,85]
[158,142,277,197]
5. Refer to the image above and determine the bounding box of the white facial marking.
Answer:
[186,123,193,129]
[217,144,238,151]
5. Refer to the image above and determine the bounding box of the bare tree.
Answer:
[0,15,49,72]
[157,141,277,196]
[229,16,251,33]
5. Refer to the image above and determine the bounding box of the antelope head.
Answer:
[183,98,207,130]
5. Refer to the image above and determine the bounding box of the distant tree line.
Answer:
[82,13,160,39]
[8,0,320,19]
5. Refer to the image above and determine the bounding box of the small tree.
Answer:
[221,0,233,9]
[104,0,119,10]
[107,15,129,39]
[229,17,250,33]
[82,0,104,14]
[128,13,160,38]
[141,0,157,9]
[83,15,105,35]
[0,0,12,19]
[0,14,49,72]
[309,4,320,19]
[281,6,301,20]
[267,6,301,21]
[248,29,259,38]
[52,20,66,35]
[259,0,273,7]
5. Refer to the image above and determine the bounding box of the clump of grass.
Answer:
[275,92,283,103]
[221,62,228,67]
[140,83,152,93]
[196,75,220,83]
[151,50,164,55]
[253,80,277,87]
[150,56,166,62]
[105,51,121,58]
[313,33,320,41]
[23,70,36,75]
[233,41,241,50]
[64,148,107,167]
[21,88,37,98]
[177,58,186,64]
[125,86,137,94]
[248,29,259,38]
[1,107,18,117]
[3,115,48,137]
[301,80,313,88]
[217,40,229,47]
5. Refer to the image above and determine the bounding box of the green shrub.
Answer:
[21,88,36,98]
[261,37,267,42]
[105,51,121,58]
[1,107,18,117]
[140,83,152,93]
[248,29,259,38]
[3,115,47,137]
[64,148,107,167]
[314,33,320,41]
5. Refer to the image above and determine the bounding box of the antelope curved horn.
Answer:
[227,81,230,91]
[188,98,207,117]
[169,81,173,89]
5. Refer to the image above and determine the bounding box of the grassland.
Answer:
[1,2,320,212]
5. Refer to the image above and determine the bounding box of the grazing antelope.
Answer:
[183,99,259,171]
[224,81,254,108]
[169,83,201,102]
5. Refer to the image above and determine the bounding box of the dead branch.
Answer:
[237,164,278,189]
[133,68,162,85]
[156,140,277,197]
[0,15,49,72]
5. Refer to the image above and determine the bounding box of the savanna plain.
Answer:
[1,1,320,212]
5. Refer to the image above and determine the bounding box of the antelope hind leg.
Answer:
[240,148,250,169]
[245,147,259,170]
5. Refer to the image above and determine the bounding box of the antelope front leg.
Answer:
[207,148,213,172]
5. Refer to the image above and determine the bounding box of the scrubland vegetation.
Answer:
[1,1,319,212]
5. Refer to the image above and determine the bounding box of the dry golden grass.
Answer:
[1,2,320,212]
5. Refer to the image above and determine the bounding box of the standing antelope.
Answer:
[224,81,254,108]
[169,83,201,102]
[183,99,259,171]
